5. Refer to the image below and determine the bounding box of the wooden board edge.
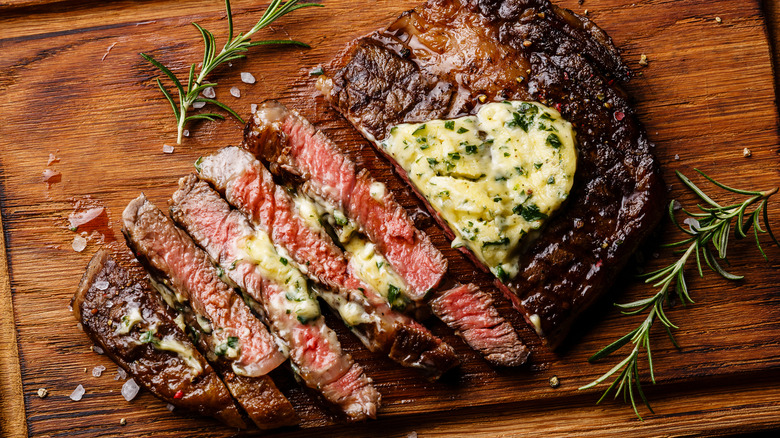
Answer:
[0,206,28,438]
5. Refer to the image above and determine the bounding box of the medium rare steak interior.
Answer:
[318,0,666,348]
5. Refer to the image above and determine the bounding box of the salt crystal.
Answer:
[47,153,59,166]
[94,280,109,291]
[115,367,127,381]
[70,384,85,401]
[72,236,87,252]
[674,154,680,160]
[68,207,104,230]
[407,432,418,438]
[166,403,176,411]
[240,72,256,84]
[250,104,258,113]
[37,388,48,398]
[192,101,206,109]
[92,365,106,377]
[202,87,216,99]
[42,168,60,182]
[183,129,190,137]
[93,345,104,355]
[230,87,241,98]
[743,148,752,158]
[163,144,175,154]
[673,200,682,211]
[122,378,140,401]
[684,217,700,231]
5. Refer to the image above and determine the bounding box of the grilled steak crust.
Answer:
[243,100,447,299]
[170,174,380,421]
[121,195,299,429]
[319,0,666,348]
[196,147,459,379]
[72,248,246,429]
[430,284,529,366]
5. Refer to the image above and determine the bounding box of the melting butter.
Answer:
[239,229,320,324]
[381,101,577,280]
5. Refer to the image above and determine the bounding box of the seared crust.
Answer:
[320,0,666,348]
[72,249,247,428]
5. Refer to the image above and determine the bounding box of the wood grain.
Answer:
[1,0,780,436]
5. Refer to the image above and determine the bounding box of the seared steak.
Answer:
[196,147,459,379]
[430,284,529,366]
[170,175,380,421]
[122,195,299,429]
[72,248,246,428]
[243,100,447,300]
[318,0,666,348]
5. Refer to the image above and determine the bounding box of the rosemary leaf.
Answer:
[579,169,779,419]
[141,0,322,144]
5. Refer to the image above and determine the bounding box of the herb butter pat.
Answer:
[381,101,577,280]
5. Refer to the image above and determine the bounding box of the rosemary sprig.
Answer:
[579,169,779,419]
[141,0,322,144]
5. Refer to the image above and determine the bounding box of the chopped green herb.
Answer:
[427,158,438,167]
[387,284,400,304]
[534,162,543,169]
[194,156,204,172]
[444,120,455,130]
[547,133,562,148]
[448,152,461,161]
[547,176,556,184]
[390,126,398,135]
[504,152,511,157]
[483,237,510,247]
[540,112,555,121]
[465,144,478,154]
[140,330,156,344]
[513,203,549,221]
[412,124,427,135]
[376,261,384,269]
[457,127,469,134]
[309,66,324,76]
[280,257,288,266]
[495,265,509,282]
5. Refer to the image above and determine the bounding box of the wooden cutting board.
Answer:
[2,0,780,436]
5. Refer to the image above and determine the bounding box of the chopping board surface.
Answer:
[1,0,780,436]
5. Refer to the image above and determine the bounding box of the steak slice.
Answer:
[72,248,246,428]
[122,195,298,429]
[170,174,380,421]
[430,284,529,366]
[243,100,447,300]
[196,147,459,379]
[319,0,666,348]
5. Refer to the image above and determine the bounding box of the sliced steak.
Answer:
[170,175,379,421]
[430,284,529,366]
[196,147,459,379]
[243,100,447,300]
[121,195,298,429]
[318,0,666,348]
[72,248,246,428]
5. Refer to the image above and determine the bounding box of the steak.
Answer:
[122,195,299,429]
[196,147,459,379]
[318,0,666,348]
[243,100,447,300]
[170,174,380,421]
[72,248,246,428]
[430,284,529,366]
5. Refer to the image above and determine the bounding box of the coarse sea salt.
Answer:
[240,72,256,84]
[250,103,258,113]
[230,87,241,98]
[70,384,85,401]
[163,144,175,154]
[122,378,140,401]
[166,403,176,411]
[115,366,127,381]
[93,345,105,355]
[192,101,206,109]
[72,235,87,252]
[94,280,109,291]
[202,87,216,99]
[684,217,700,231]
[92,365,106,377]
